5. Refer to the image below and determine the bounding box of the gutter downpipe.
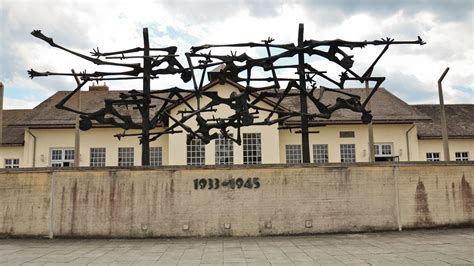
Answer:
[27,129,37,167]
[405,124,416,162]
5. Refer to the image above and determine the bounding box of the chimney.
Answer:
[207,64,236,84]
[89,83,109,91]
[0,81,4,145]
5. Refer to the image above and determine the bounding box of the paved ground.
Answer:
[0,228,473,265]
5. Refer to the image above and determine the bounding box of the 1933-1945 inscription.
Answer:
[193,177,260,190]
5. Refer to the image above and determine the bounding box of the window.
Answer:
[150,147,163,166]
[187,136,205,165]
[90,148,106,167]
[339,131,355,138]
[215,135,233,165]
[313,144,328,163]
[374,143,394,161]
[455,152,469,161]
[50,148,75,167]
[426,152,440,162]
[118,147,134,166]
[243,133,262,164]
[5,159,19,168]
[340,144,356,163]
[286,144,302,164]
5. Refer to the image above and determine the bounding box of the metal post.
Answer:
[141,28,151,166]
[438,67,450,161]
[365,81,375,162]
[0,82,4,145]
[71,70,81,167]
[298,23,310,163]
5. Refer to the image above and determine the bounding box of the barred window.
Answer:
[340,144,356,163]
[243,133,262,164]
[187,136,205,165]
[150,147,163,166]
[285,144,302,164]
[50,148,75,167]
[215,134,233,165]
[118,147,134,167]
[313,144,328,163]
[5,159,19,168]
[426,152,440,162]
[90,148,106,167]
[455,152,469,161]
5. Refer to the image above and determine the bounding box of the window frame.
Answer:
[187,136,205,166]
[243,133,262,165]
[150,147,163,166]
[313,144,329,163]
[455,152,469,161]
[340,144,356,163]
[4,158,20,168]
[118,147,134,167]
[90,147,106,167]
[50,148,75,167]
[215,134,234,165]
[285,144,302,164]
[426,152,440,162]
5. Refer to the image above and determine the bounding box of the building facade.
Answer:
[1,80,473,168]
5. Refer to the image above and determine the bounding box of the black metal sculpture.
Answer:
[28,24,424,165]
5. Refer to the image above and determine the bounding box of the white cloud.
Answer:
[3,96,41,110]
[0,0,472,107]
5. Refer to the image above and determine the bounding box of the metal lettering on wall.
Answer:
[28,24,424,165]
[193,177,260,190]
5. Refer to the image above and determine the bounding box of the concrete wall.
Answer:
[0,162,472,238]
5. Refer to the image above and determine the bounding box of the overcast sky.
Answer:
[1,0,472,109]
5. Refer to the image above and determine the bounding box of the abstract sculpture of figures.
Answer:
[28,24,425,165]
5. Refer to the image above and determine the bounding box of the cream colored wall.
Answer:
[279,123,418,163]
[23,127,168,167]
[0,146,24,168]
[418,139,474,161]
[168,83,280,165]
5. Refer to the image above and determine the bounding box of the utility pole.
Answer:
[298,23,310,163]
[438,67,450,161]
[0,82,4,145]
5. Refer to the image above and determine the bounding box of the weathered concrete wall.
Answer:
[0,163,472,238]
[0,171,51,236]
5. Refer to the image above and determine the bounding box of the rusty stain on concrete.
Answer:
[170,179,175,193]
[452,182,456,199]
[415,180,433,226]
[59,186,65,234]
[445,184,450,204]
[70,180,77,234]
[130,182,135,233]
[108,172,117,235]
[461,174,473,220]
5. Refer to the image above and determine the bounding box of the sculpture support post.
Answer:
[298,23,310,163]
[142,28,151,166]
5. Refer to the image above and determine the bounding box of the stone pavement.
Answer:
[0,228,473,265]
